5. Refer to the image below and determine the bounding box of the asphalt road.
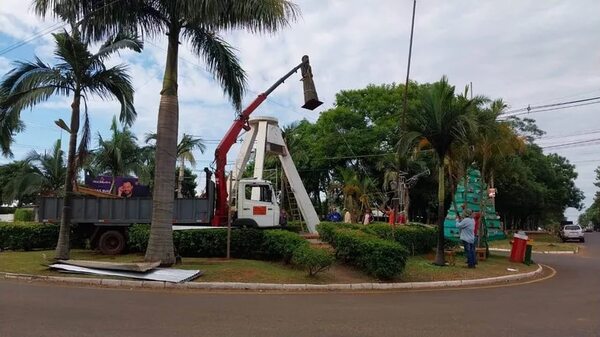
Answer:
[1,233,599,337]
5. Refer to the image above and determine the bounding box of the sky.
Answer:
[0,0,599,222]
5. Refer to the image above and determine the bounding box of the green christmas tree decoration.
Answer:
[444,167,506,244]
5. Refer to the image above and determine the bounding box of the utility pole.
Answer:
[401,0,417,131]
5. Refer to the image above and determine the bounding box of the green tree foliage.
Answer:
[0,30,140,259]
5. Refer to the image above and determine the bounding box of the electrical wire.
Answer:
[0,0,125,57]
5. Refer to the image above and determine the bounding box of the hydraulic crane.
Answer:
[211,55,322,226]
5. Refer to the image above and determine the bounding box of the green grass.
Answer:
[1,249,540,284]
[400,253,538,282]
[488,233,579,252]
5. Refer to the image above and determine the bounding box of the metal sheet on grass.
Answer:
[57,260,160,272]
[49,263,203,283]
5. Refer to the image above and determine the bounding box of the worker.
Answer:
[343,209,352,223]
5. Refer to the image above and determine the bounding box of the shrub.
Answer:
[362,223,436,255]
[14,209,35,222]
[0,222,58,250]
[291,246,334,276]
[262,230,308,263]
[321,227,409,280]
[128,224,151,252]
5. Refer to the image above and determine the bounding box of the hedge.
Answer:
[14,209,35,222]
[362,223,436,255]
[128,225,333,275]
[317,223,409,280]
[0,222,59,250]
[292,245,334,276]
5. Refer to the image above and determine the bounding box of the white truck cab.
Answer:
[234,179,280,228]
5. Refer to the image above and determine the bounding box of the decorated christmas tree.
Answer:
[444,167,506,244]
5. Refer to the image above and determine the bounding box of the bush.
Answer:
[262,230,308,263]
[363,224,436,255]
[291,246,334,276]
[319,225,409,280]
[0,222,58,250]
[128,224,151,252]
[14,208,35,222]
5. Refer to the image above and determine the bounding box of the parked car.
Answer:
[584,226,594,233]
[560,224,585,242]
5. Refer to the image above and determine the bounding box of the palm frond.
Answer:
[187,0,299,34]
[182,26,246,110]
[87,65,136,126]
[94,31,143,61]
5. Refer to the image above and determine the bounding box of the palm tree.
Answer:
[4,139,67,205]
[25,139,67,196]
[0,30,140,259]
[146,133,205,198]
[35,0,300,264]
[400,76,481,266]
[92,116,144,193]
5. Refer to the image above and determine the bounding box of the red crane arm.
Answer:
[212,59,310,226]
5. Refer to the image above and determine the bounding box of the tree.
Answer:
[91,116,143,193]
[177,167,198,198]
[400,76,480,266]
[0,30,140,259]
[146,133,205,198]
[35,0,299,265]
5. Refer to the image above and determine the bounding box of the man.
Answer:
[118,181,134,198]
[456,209,476,268]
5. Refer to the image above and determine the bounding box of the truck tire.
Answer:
[98,230,126,255]
[233,218,259,228]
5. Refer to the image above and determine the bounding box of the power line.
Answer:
[0,0,125,57]
[503,96,600,114]
[542,138,600,150]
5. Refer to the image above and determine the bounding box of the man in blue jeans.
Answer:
[456,209,476,268]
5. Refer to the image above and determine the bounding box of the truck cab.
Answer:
[234,179,280,228]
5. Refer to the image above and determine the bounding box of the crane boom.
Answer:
[212,56,321,226]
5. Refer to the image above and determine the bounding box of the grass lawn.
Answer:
[488,233,580,252]
[1,249,539,284]
[400,253,538,282]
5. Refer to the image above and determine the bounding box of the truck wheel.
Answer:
[98,230,126,255]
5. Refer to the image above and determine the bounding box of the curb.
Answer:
[489,247,578,254]
[0,264,543,292]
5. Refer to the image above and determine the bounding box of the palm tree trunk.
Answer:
[433,163,446,266]
[177,157,184,198]
[145,27,180,265]
[55,92,80,260]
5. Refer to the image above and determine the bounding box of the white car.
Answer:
[561,225,585,242]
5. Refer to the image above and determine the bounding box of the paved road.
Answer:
[2,233,599,337]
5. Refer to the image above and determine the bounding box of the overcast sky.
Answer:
[1,0,599,221]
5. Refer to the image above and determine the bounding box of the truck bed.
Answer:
[37,196,214,226]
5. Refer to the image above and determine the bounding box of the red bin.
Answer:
[510,233,529,262]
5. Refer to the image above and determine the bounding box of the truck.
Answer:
[35,56,322,255]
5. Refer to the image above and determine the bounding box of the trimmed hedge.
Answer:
[317,223,409,280]
[128,225,332,276]
[362,223,436,255]
[14,209,35,222]
[292,245,334,276]
[0,222,59,250]
[0,222,100,251]
[262,229,309,263]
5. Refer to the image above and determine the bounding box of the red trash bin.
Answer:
[510,233,529,262]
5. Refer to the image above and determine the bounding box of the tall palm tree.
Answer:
[400,76,481,266]
[0,30,140,259]
[146,133,205,198]
[35,0,300,264]
[92,116,144,193]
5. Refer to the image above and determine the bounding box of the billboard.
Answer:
[85,175,151,198]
